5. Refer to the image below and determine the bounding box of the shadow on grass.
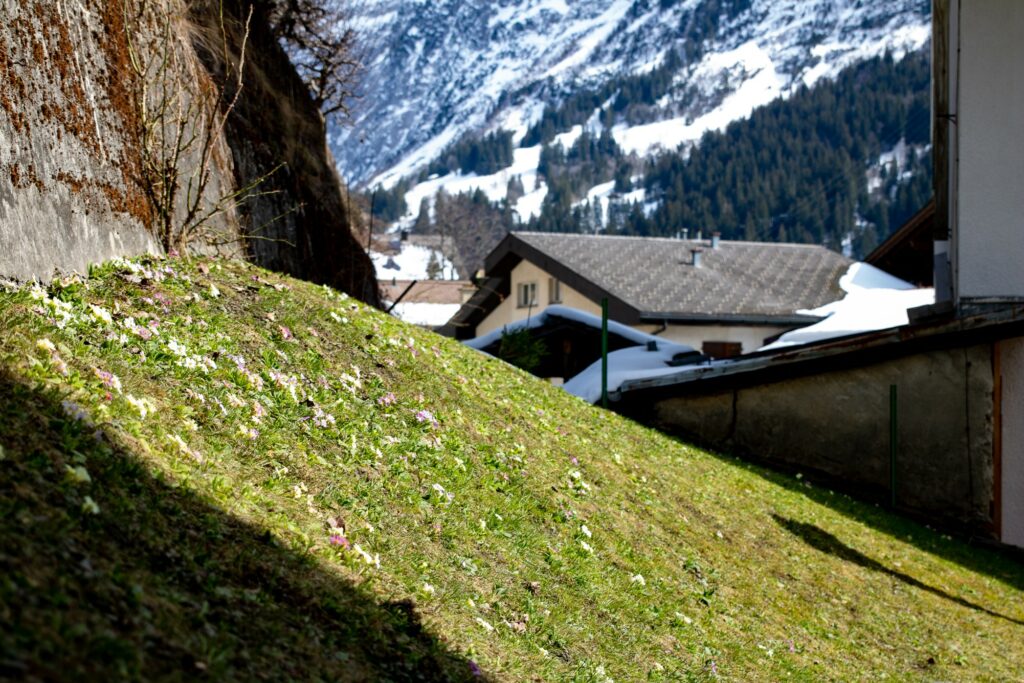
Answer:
[674,437,1024,593]
[772,514,1024,627]
[0,373,485,682]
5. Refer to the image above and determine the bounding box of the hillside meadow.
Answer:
[1,255,1022,681]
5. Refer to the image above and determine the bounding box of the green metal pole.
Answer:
[601,298,609,409]
[889,384,898,508]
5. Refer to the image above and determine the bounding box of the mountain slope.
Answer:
[2,256,1023,680]
[335,0,930,187]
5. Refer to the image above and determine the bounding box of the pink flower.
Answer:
[415,410,439,427]
[377,392,396,407]
[329,534,350,549]
[278,325,292,340]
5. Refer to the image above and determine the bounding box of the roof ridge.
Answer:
[514,232,842,252]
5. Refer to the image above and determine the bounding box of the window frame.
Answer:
[517,281,538,308]
[548,277,562,304]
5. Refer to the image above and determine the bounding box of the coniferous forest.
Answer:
[370,48,932,262]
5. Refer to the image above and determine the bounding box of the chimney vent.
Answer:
[682,228,689,240]
[691,248,704,268]
[696,229,703,241]
[711,232,721,249]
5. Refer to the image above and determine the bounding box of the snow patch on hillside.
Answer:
[372,244,459,280]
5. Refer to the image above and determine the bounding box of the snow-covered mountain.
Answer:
[334,0,930,192]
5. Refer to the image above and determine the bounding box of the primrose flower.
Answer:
[431,482,454,504]
[474,617,495,633]
[236,425,259,440]
[168,434,202,461]
[208,284,220,299]
[36,338,56,353]
[88,304,113,325]
[278,325,292,340]
[81,496,100,515]
[415,410,439,428]
[329,534,350,549]
[352,543,380,568]
[312,407,336,429]
[226,393,246,408]
[580,540,594,553]
[29,283,46,301]
[630,573,646,586]
[421,583,436,595]
[65,465,91,484]
[61,400,92,425]
[251,400,267,423]
[581,524,592,538]
[165,339,188,357]
[93,368,122,393]
[377,392,396,407]
[125,395,156,419]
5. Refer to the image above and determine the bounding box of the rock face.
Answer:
[0,0,161,282]
[0,0,378,306]
[190,0,380,305]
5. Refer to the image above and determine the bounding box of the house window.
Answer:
[702,341,742,359]
[548,277,562,304]
[517,282,537,308]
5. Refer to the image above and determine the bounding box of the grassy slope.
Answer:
[0,255,1022,682]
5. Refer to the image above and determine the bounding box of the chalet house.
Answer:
[442,231,852,359]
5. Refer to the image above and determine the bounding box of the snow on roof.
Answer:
[389,302,462,328]
[461,305,698,403]
[563,342,696,404]
[759,263,934,351]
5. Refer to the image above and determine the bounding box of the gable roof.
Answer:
[865,199,935,287]
[442,232,851,338]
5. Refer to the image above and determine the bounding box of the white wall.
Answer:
[635,324,789,355]
[476,260,601,337]
[953,1,1024,301]
[1000,337,1024,549]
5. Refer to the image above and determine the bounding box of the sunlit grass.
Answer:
[1,254,1021,681]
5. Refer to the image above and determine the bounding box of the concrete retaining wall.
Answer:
[632,343,997,534]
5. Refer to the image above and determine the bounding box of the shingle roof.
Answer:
[510,232,851,319]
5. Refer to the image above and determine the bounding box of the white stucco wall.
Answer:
[954,1,1024,300]
[476,260,601,337]
[1000,337,1024,549]
[634,324,789,355]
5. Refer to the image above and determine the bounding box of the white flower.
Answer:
[422,583,436,595]
[630,573,646,586]
[81,496,100,515]
[36,338,56,353]
[88,304,113,325]
[125,395,155,419]
[580,524,592,538]
[580,540,594,553]
[208,284,220,298]
[65,465,91,484]
[474,617,495,633]
[168,434,202,461]
[353,543,380,568]
[166,339,188,357]
[29,283,46,300]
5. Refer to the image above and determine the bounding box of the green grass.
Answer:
[0,255,1022,682]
